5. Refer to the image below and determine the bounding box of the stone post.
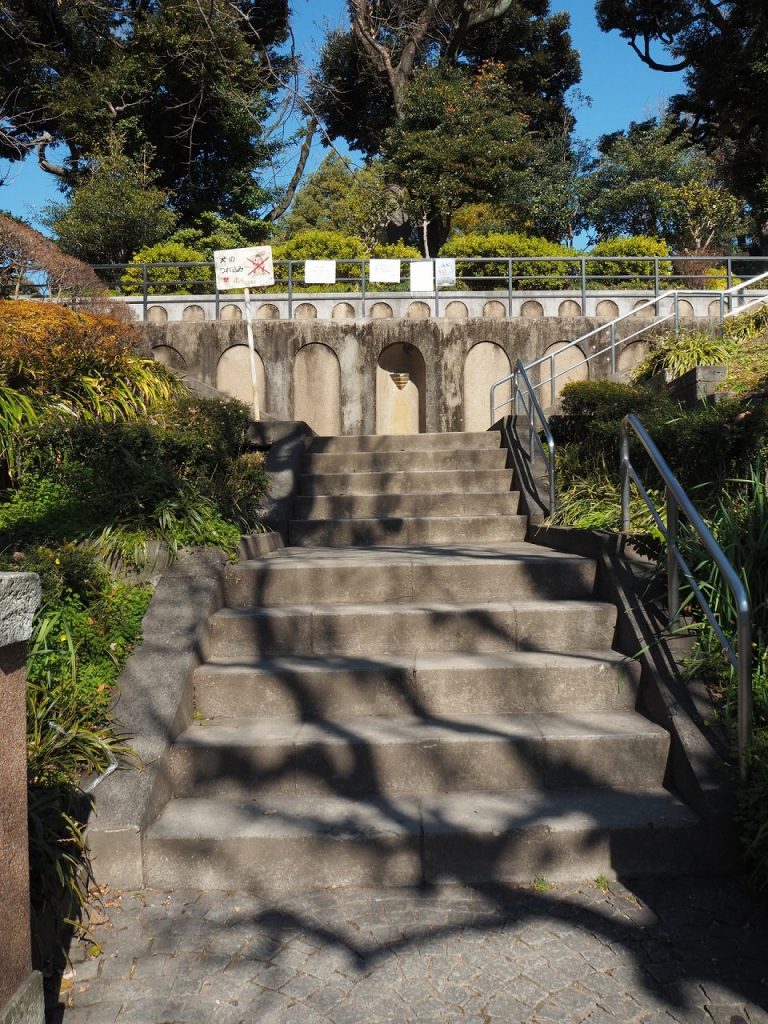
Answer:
[0,572,44,1024]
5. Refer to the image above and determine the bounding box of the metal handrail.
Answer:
[491,360,556,514]
[620,413,752,779]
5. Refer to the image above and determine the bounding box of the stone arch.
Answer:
[483,300,506,319]
[407,300,431,320]
[539,342,588,404]
[257,303,280,320]
[559,299,582,317]
[677,298,694,318]
[445,300,468,319]
[152,344,186,371]
[633,299,655,319]
[293,343,342,435]
[332,302,355,320]
[617,342,647,378]
[596,299,619,319]
[182,304,205,322]
[147,305,168,323]
[520,300,544,318]
[376,342,426,434]
[464,342,512,430]
[294,302,317,320]
[708,298,724,318]
[216,345,266,412]
[220,303,242,321]
[370,302,393,319]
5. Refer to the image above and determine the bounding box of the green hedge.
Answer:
[439,232,575,290]
[585,236,672,289]
[122,241,211,295]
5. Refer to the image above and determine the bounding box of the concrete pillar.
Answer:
[0,573,43,1024]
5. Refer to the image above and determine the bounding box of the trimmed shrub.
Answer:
[632,328,736,383]
[370,241,422,260]
[439,232,574,290]
[585,236,672,289]
[272,230,368,290]
[121,241,211,295]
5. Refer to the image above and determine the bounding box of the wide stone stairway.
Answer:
[144,430,703,893]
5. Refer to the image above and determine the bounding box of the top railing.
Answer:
[13,254,768,321]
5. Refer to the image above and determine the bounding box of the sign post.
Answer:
[213,246,275,421]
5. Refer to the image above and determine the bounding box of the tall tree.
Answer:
[595,0,768,252]
[0,0,292,221]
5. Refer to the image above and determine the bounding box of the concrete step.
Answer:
[144,789,704,893]
[194,650,640,719]
[207,599,617,659]
[308,431,502,454]
[298,469,514,496]
[303,449,509,474]
[223,545,597,608]
[169,711,669,799]
[293,491,521,520]
[289,515,528,547]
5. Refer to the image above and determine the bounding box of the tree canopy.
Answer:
[0,0,291,221]
[596,0,768,251]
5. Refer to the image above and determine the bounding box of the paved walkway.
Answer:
[56,877,768,1024]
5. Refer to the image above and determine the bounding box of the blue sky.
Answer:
[0,1,684,227]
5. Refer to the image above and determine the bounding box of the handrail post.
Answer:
[490,382,495,428]
[580,257,586,312]
[620,423,630,532]
[529,397,535,464]
[738,597,753,781]
[142,264,148,322]
[550,353,556,407]
[654,257,660,298]
[434,258,440,318]
[287,261,293,319]
[666,487,680,631]
[610,322,616,375]
[508,258,513,314]
[674,292,679,335]
[361,259,367,318]
[727,257,733,292]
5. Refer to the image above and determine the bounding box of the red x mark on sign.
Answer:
[247,254,271,275]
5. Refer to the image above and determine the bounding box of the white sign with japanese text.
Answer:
[304,260,337,285]
[214,246,274,290]
[369,259,401,283]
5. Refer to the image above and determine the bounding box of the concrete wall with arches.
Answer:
[144,315,714,434]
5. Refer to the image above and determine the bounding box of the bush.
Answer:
[439,232,574,290]
[558,379,669,421]
[271,231,368,290]
[632,328,736,383]
[370,241,422,260]
[585,236,672,289]
[121,241,211,295]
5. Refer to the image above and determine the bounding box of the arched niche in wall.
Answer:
[539,341,588,404]
[617,341,647,378]
[257,303,279,320]
[483,300,506,319]
[376,342,426,434]
[152,344,186,372]
[370,302,393,319]
[332,302,355,320]
[147,305,168,323]
[633,299,655,320]
[407,300,431,320]
[445,301,468,320]
[294,302,317,320]
[677,298,694,318]
[708,299,724,319]
[464,341,512,431]
[595,299,619,319]
[293,343,342,435]
[216,344,267,412]
[559,299,582,317]
[520,299,544,318]
[220,303,242,321]
[182,304,205,322]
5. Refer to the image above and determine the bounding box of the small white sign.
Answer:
[435,258,456,288]
[369,259,401,284]
[214,246,274,290]
[304,260,337,285]
[410,260,434,292]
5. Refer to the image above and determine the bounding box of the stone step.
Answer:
[308,431,502,454]
[144,789,704,893]
[298,469,514,496]
[169,711,669,799]
[207,599,618,659]
[303,449,509,474]
[223,545,597,608]
[194,650,640,719]
[293,491,521,520]
[289,515,528,547]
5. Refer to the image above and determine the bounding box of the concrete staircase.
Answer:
[144,430,704,893]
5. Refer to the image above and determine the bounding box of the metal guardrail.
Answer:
[16,254,768,320]
[491,360,556,515]
[620,414,753,779]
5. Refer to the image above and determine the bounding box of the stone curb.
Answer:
[87,533,283,889]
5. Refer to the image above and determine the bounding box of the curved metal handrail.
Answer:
[620,413,753,778]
